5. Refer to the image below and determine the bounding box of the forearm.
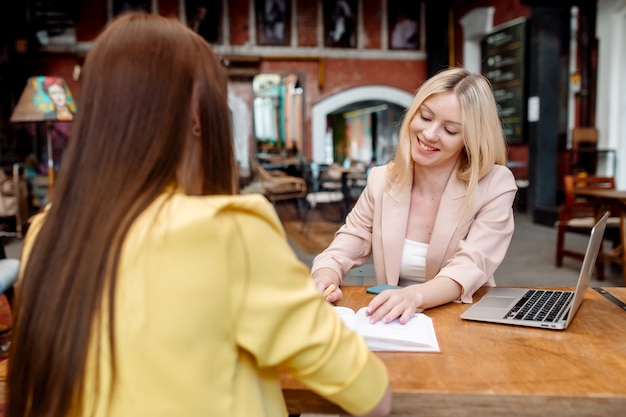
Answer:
[412,276,462,309]
[366,276,463,324]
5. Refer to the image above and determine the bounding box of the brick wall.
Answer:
[35,0,434,163]
[296,0,318,47]
[362,0,383,49]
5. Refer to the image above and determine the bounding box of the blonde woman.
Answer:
[313,67,517,324]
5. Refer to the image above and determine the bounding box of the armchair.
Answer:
[251,162,307,219]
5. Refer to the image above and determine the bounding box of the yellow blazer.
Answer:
[21,191,388,417]
[312,163,518,302]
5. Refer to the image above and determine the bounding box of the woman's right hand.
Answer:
[312,268,343,302]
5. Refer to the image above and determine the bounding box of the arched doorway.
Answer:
[311,86,413,164]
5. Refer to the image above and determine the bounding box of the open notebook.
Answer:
[460,211,609,330]
[334,306,440,352]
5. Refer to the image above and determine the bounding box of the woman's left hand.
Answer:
[366,286,423,324]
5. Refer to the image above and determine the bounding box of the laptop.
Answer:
[460,211,609,330]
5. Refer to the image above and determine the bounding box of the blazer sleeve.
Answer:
[437,165,517,302]
[310,167,384,281]
[228,198,389,415]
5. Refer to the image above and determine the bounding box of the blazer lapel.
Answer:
[381,180,411,285]
[427,172,467,279]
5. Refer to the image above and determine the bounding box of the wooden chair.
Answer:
[570,127,599,175]
[572,127,598,147]
[555,175,621,280]
[252,162,307,218]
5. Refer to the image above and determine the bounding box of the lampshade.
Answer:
[10,76,77,197]
[10,76,76,123]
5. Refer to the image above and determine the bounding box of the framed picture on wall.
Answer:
[112,0,152,17]
[388,0,421,50]
[186,0,222,44]
[256,0,291,46]
[323,0,357,48]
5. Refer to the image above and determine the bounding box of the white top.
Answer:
[399,239,428,286]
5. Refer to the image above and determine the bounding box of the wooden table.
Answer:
[2,287,624,414]
[575,188,626,283]
[280,286,626,416]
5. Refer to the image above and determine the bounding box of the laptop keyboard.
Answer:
[504,290,573,322]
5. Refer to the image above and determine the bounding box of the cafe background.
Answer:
[1,0,625,227]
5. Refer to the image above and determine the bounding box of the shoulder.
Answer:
[448,164,517,200]
[479,165,518,192]
[20,208,48,266]
[168,192,284,235]
[366,165,392,189]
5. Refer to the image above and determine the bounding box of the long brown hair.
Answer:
[8,13,236,417]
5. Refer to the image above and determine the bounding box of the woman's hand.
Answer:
[312,267,343,302]
[366,277,463,323]
[366,286,423,324]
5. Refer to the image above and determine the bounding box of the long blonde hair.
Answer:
[389,67,508,210]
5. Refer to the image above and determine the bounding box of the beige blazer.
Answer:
[311,163,518,303]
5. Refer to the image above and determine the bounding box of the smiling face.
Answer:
[408,92,465,169]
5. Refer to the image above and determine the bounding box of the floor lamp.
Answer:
[9,76,77,198]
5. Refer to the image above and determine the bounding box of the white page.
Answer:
[334,306,357,330]
[334,306,440,352]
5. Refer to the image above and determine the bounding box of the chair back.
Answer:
[251,162,275,183]
[251,161,306,200]
[562,175,616,220]
[571,127,598,149]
